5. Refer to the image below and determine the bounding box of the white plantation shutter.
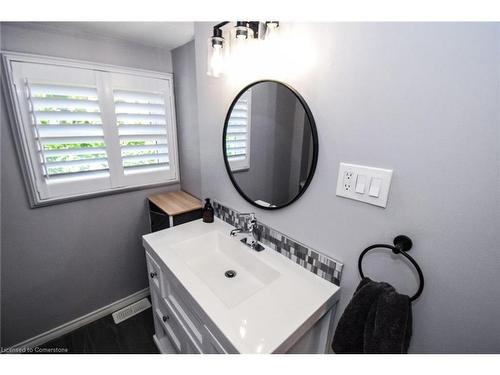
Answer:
[110,72,177,185]
[114,90,170,173]
[226,90,251,171]
[5,54,179,206]
[27,83,109,178]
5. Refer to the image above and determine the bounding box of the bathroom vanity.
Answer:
[142,218,340,354]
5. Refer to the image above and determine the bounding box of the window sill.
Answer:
[29,179,180,208]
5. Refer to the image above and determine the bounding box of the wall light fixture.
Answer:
[207,21,280,77]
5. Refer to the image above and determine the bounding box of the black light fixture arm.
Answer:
[213,21,230,37]
[211,21,279,41]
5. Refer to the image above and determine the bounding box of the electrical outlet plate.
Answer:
[342,170,354,192]
[336,162,393,208]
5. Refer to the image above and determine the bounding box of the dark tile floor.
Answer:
[39,306,159,354]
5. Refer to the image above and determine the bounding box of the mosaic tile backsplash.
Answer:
[213,201,343,286]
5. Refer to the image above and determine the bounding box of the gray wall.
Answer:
[0,23,178,346]
[193,22,500,353]
[172,41,202,199]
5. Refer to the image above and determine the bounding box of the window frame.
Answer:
[1,51,180,207]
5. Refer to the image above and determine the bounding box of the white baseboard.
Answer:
[8,288,150,350]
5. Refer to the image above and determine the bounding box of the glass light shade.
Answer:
[229,26,254,51]
[207,37,226,77]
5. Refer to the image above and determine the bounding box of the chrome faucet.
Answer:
[230,213,265,251]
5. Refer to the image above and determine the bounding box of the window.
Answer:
[225,89,251,171]
[3,53,179,206]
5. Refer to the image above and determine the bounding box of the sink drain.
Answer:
[224,270,237,278]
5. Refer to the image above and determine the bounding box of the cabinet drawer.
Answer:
[160,266,206,349]
[152,290,202,354]
[146,252,163,295]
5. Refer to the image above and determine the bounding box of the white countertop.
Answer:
[143,218,340,353]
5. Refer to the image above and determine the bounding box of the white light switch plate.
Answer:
[336,163,393,208]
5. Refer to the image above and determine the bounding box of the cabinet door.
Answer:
[152,292,182,353]
[153,290,202,354]
[160,264,206,349]
[146,252,163,296]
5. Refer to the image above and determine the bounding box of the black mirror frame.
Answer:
[222,80,319,210]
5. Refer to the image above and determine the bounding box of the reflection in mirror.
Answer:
[223,81,317,209]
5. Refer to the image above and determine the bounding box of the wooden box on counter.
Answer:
[147,191,202,232]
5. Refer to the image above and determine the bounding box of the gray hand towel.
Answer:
[332,277,412,354]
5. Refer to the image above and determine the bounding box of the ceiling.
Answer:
[33,22,195,50]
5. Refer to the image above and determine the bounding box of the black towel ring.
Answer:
[358,235,424,302]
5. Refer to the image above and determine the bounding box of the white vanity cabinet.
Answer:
[143,218,340,354]
[145,246,337,354]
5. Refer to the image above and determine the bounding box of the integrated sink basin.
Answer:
[171,231,281,308]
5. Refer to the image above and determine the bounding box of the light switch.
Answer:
[355,175,366,194]
[369,178,382,197]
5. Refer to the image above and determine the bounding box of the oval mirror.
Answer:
[223,80,318,209]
